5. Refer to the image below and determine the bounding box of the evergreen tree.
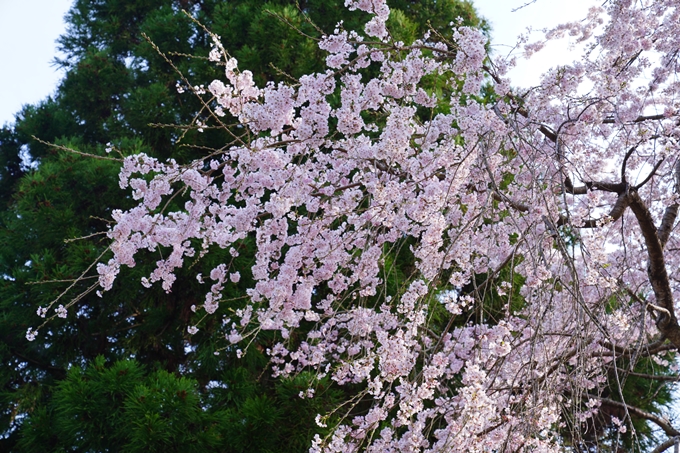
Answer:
[0,1,484,450]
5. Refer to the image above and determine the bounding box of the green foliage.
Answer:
[561,352,676,453]
[16,357,343,453]
[0,0,485,451]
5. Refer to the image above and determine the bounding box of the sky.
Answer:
[0,0,595,127]
[0,0,73,127]
[474,0,594,87]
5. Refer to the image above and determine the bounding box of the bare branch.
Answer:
[563,177,627,195]
[31,136,123,162]
[651,436,680,453]
[598,338,674,357]
[634,157,666,190]
[564,176,587,195]
[602,113,667,124]
[615,371,680,382]
[311,182,362,197]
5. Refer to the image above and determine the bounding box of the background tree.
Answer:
[0,0,485,451]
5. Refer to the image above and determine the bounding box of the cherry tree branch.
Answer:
[634,158,666,190]
[560,191,630,228]
[563,177,626,195]
[627,190,680,347]
[658,160,680,248]
[621,144,638,184]
[602,113,667,124]
[609,370,680,382]
[651,436,680,453]
[597,397,680,437]
[598,338,674,358]
[658,204,679,249]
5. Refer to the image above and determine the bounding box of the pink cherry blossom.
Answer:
[29,0,680,451]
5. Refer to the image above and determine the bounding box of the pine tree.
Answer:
[0,1,485,450]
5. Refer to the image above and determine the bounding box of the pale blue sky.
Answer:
[0,0,590,127]
[0,0,72,126]
[476,0,593,87]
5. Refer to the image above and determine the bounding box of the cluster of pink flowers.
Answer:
[35,0,680,450]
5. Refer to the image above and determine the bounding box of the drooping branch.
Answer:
[59,3,680,451]
[491,189,529,212]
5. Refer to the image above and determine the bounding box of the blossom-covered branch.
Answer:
[32,0,680,450]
